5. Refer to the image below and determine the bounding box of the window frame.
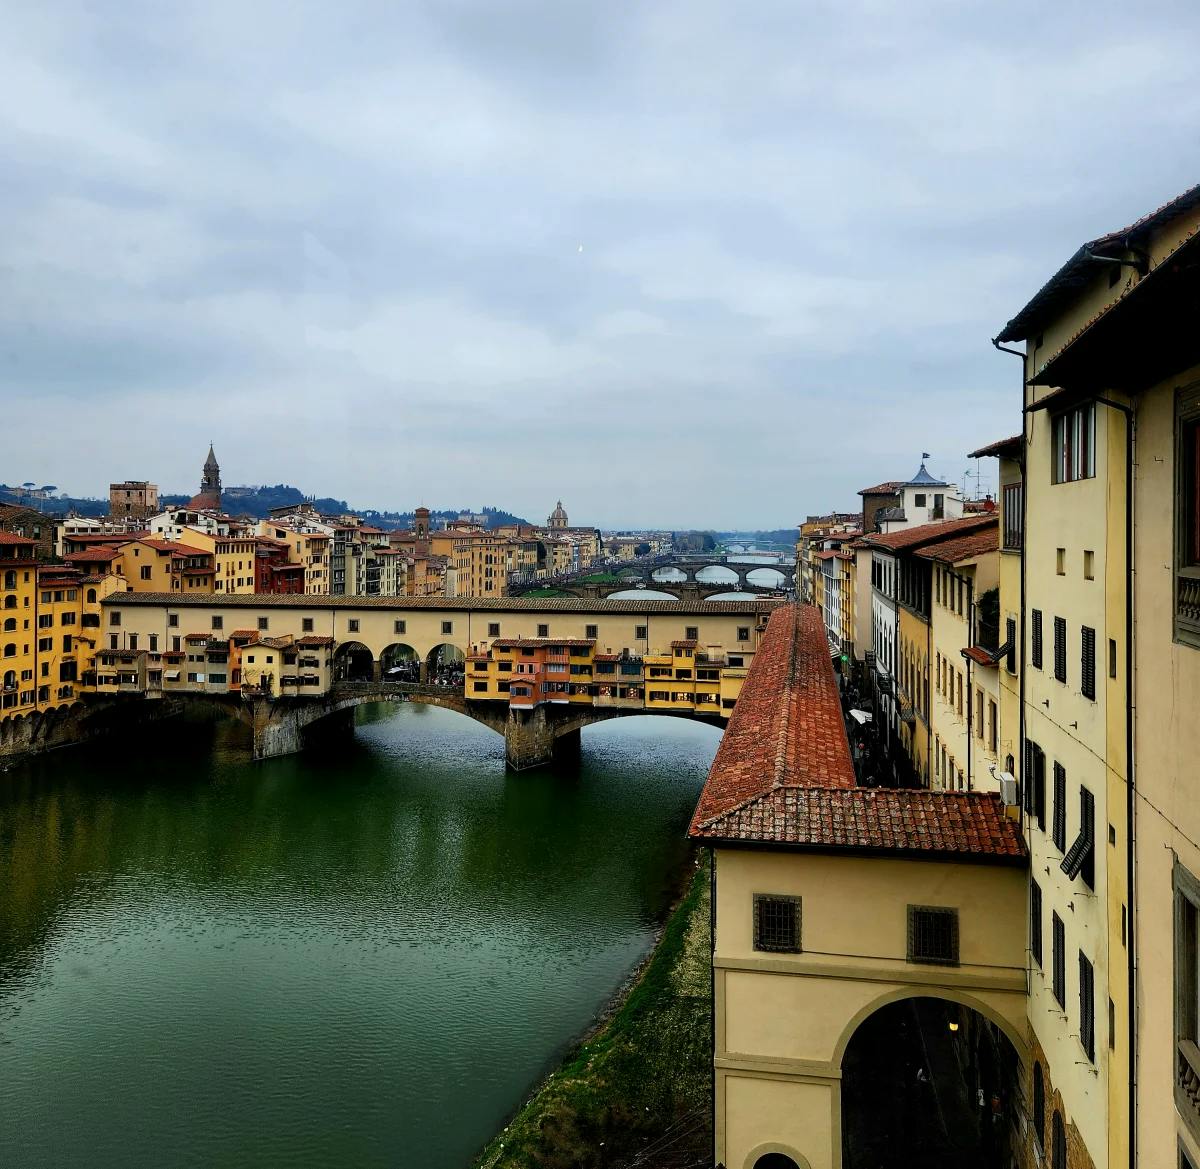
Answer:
[1175,382,1200,648]
[906,905,959,967]
[1175,861,1200,1142]
[1052,401,1097,484]
[752,894,802,954]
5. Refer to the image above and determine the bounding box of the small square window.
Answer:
[395,620,406,635]
[348,619,360,633]
[301,618,313,632]
[585,624,598,639]
[753,894,801,953]
[168,614,179,627]
[442,621,452,635]
[685,626,698,640]
[488,622,500,637]
[537,623,549,638]
[737,626,750,641]
[907,905,959,966]
[109,612,121,626]
[635,625,647,640]
[212,616,223,630]
[258,617,269,631]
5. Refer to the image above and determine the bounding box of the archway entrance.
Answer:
[380,643,419,682]
[841,997,1018,1168]
[333,642,374,682]
[426,644,465,688]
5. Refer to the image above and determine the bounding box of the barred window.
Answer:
[907,905,959,966]
[395,620,406,634]
[753,894,801,954]
[488,622,500,637]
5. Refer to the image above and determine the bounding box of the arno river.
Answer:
[0,704,719,1168]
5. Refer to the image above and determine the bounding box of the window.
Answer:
[395,620,406,635]
[1081,625,1096,700]
[1052,913,1066,1007]
[1176,862,1200,1135]
[988,699,997,753]
[1023,740,1046,831]
[1084,550,1095,580]
[537,624,549,638]
[212,616,223,631]
[1031,609,1043,669]
[907,906,959,966]
[348,619,359,633]
[1052,763,1067,852]
[258,617,269,631]
[1053,401,1096,483]
[488,622,500,637]
[585,624,598,639]
[1052,1112,1066,1169]
[1109,638,1118,678]
[1030,880,1043,967]
[1079,951,1095,1061]
[149,635,158,652]
[1179,386,1200,647]
[128,634,138,651]
[1005,617,1017,674]
[635,625,647,640]
[442,621,452,635]
[168,613,178,627]
[472,681,487,693]
[110,611,121,626]
[685,626,698,640]
[752,894,801,953]
[1032,1062,1045,1151]
[302,618,314,632]
[1054,616,1067,682]
[1062,786,1095,889]
[139,565,152,581]
[1002,482,1024,549]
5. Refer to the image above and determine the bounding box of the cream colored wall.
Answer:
[712,847,1028,1169]
[997,455,1022,782]
[1023,375,1123,1169]
[1128,363,1200,1167]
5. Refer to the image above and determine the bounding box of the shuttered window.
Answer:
[1052,913,1066,1007]
[1024,741,1046,833]
[1082,625,1096,700]
[1079,951,1095,1061]
[1053,762,1067,852]
[1062,786,1096,889]
[1032,609,1043,669]
[1030,879,1043,967]
[1054,616,1067,682]
[1005,617,1017,674]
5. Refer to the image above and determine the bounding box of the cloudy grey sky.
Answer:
[2,1,1198,528]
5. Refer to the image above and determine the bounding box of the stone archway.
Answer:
[333,641,374,682]
[425,643,465,688]
[379,643,419,682]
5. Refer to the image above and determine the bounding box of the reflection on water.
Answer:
[605,588,680,600]
[0,705,719,1169]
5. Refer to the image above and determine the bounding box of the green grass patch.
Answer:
[473,856,712,1169]
[522,588,574,597]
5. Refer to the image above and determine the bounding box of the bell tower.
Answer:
[201,444,221,504]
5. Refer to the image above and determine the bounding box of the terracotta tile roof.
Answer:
[184,632,212,641]
[670,639,698,648]
[860,515,995,553]
[491,637,596,649]
[857,481,903,496]
[689,606,855,833]
[0,532,37,546]
[688,604,1025,863]
[914,523,999,564]
[295,635,334,647]
[693,787,1024,861]
[64,548,120,562]
[969,435,1022,460]
[962,646,999,668]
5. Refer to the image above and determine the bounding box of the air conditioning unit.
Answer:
[997,773,1019,807]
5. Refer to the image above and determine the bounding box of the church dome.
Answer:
[548,500,568,528]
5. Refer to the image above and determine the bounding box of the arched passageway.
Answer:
[841,996,1018,1169]
[426,644,465,687]
[333,642,374,682]
[380,643,419,682]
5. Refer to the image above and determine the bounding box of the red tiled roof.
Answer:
[962,646,1000,668]
[969,435,1022,460]
[229,629,257,638]
[184,632,211,641]
[689,606,855,832]
[0,532,37,546]
[295,635,334,647]
[670,639,698,648]
[858,481,903,496]
[914,524,999,564]
[64,548,120,562]
[491,637,595,649]
[692,787,1024,860]
[688,604,1025,862]
[861,515,995,553]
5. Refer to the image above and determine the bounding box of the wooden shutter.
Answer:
[1006,617,1017,674]
[1079,952,1095,1061]
[1053,762,1067,852]
[1052,913,1066,1006]
[1054,616,1067,682]
[1030,880,1043,966]
[1031,609,1043,669]
[1081,626,1096,700]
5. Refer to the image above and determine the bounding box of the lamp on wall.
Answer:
[948,1020,960,1033]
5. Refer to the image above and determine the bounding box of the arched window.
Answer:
[1032,1062,1044,1149]
[754,1156,800,1169]
[2,618,14,632]
[3,670,15,689]
[1052,1111,1066,1169]
[3,570,15,589]
[86,588,97,604]
[3,643,16,658]
[3,595,16,609]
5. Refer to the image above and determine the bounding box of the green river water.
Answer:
[0,704,719,1168]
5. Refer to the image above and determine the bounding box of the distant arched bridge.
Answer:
[511,557,795,598]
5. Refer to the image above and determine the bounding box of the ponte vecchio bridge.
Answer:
[89,594,780,769]
[511,555,796,600]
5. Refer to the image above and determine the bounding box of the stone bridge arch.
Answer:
[333,641,374,682]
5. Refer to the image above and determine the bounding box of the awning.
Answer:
[164,671,180,680]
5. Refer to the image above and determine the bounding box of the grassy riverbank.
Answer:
[473,854,712,1169]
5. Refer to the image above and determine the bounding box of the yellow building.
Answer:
[256,521,330,594]
[182,527,257,595]
[922,525,1002,794]
[1,535,39,721]
[994,181,1200,1169]
[689,605,1028,1169]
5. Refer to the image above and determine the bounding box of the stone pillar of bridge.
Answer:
[246,697,353,760]
[504,706,555,771]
